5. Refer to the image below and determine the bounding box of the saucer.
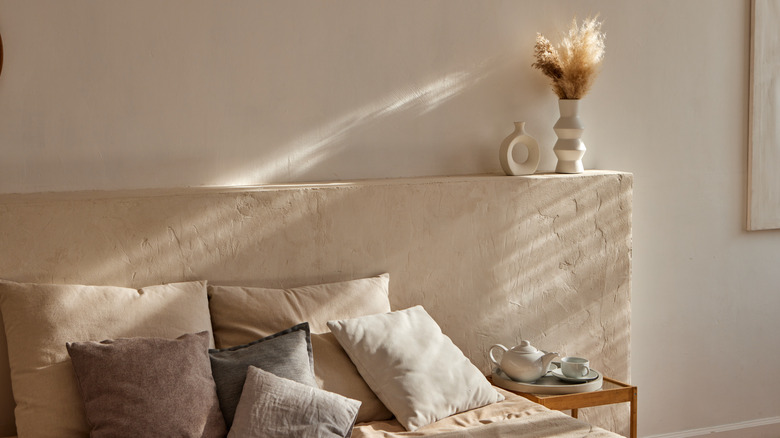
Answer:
[491,368,603,395]
[551,368,599,383]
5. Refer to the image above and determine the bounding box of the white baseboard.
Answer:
[645,417,780,438]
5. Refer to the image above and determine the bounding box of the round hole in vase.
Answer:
[499,122,540,176]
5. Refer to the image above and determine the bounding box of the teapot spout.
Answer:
[541,352,558,372]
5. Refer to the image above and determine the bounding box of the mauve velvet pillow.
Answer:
[66,331,226,438]
[209,322,317,429]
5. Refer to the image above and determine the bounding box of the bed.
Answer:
[0,172,632,437]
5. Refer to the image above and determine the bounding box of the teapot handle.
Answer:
[488,344,508,368]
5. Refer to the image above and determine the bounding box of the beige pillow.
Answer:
[328,305,504,431]
[311,332,393,423]
[208,273,393,423]
[209,273,392,342]
[0,280,214,438]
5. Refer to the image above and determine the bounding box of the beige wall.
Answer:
[0,1,778,436]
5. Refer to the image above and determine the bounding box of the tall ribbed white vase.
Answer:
[553,99,585,174]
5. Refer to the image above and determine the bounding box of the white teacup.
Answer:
[560,356,590,378]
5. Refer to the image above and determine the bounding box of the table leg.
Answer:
[630,387,637,438]
[571,408,579,418]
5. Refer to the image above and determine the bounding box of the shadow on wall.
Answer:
[215,59,506,187]
[0,173,631,435]
[0,0,569,194]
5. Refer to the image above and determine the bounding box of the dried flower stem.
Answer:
[532,17,605,99]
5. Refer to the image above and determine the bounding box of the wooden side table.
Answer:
[489,376,637,438]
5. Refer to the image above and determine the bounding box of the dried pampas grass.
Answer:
[533,17,605,100]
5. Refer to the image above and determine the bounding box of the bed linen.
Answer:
[352,388,620,438]
[0,389,618,438]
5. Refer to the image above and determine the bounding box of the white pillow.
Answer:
[327,305,503,431]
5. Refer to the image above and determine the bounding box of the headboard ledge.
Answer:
[0,172,632,435]
[0,171,628,202]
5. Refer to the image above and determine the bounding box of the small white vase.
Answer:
[553,99,585,174]
[499,122,540,176]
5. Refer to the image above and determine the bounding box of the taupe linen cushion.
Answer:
[328,305,504,431]
[209,322,317,429]
[66,331,226,437]
[310,332,390,421]
[228,366,361,438]
[209,273,392,343]
[0,279,214,438]
[209,273,393,423]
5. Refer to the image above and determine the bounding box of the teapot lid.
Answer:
[512,340,538,354]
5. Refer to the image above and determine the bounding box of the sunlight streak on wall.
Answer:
[211,67,490,187]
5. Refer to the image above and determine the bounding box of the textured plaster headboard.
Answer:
[0,171,631,436]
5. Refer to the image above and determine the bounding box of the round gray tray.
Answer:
[491,367,603,395]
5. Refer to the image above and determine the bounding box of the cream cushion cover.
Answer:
[328,305,504,431]
[0,280,214,438]
[208,273,393,423]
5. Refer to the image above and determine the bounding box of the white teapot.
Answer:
[489,340,558,383]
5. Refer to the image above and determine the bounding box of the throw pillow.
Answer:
[0,279,214,438]
[208,273,391,343]
[310,332,393,423]
[228,366,361,438]
[208,273,393,423]
[66,331,226,437]
[327,305,504,431]
[209,322,317,428]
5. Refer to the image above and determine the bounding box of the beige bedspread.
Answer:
[353,388,620,438]
[0,389,619,438]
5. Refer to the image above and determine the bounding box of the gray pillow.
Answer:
[66,331,226,438]
[209,322,317,428]
[228,365,361,438]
